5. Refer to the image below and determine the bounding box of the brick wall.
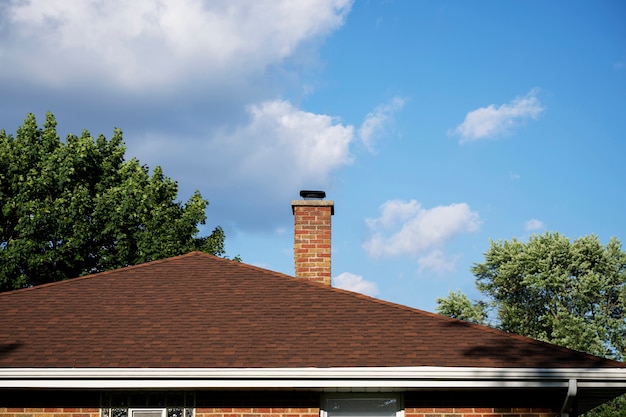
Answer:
[405,407,558,417]
[0,408,99,417]
[0,406,561,417]
[196,407,319,417]
[0,392,563,417]
[292,200,334,286]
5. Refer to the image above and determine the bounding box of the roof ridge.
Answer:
[219,256,296,280]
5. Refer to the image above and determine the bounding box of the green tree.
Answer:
[435,290,487,324]
[436,232,626,416]
[0,112,226,292]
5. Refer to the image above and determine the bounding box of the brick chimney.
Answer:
[292,190,334,286]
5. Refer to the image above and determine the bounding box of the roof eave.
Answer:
[1,366,625,390]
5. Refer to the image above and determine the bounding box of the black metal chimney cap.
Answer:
[300,190,326,199]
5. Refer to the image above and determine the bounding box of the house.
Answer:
[1,192,625,417]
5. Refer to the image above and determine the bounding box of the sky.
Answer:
[1,0,625,312]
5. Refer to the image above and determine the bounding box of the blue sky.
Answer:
[1,0,625,312]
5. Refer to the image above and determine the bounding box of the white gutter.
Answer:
[560,378,578,417]
[1,367,626,390]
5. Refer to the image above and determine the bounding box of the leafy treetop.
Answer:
[437,232,626,361]
[0,112,227,292]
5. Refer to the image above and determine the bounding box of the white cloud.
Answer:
[525,218,545,231]
[1,0,352,89]
[450,89,545,143]
[417,250,458,274]
[333,272,379,297]
[214,99,355,189]
[363,200,481,259]
[0,0,408,235]
[133,99,355,228]
[358,96,406,151]
[134,96,408,230]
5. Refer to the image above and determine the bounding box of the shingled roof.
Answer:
[1,251,624,370]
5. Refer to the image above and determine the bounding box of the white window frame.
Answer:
[128,409,167,417]
[321,393,404,417]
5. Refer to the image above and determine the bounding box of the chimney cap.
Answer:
[299,190,326,200]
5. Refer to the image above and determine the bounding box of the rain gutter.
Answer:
[1,367,626,390]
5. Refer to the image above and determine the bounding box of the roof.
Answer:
[1,251,623,370]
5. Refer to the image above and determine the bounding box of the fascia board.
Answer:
[0,379,570,390]
[1,367,626,389]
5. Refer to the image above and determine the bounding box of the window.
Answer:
[101,392,194,417]
[322,394,403,417]
[130,410,166,417]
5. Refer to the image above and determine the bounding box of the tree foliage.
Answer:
[435,290,487,324]
[475,233,625,359]
[436,232,626,416]
[0,112,226,292]
[437,232,626,360]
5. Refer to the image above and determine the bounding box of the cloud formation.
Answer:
[417,250,459,274]
[450,89,545,143]
[0,0,368,232]
[358,97,406,151]
[525,218,545,231]
[210,99,355,190]
[131,98,355,229]
[363,200,481,260]
[1,0,352,90]
[0,0,403,237]
[333,272,379,297]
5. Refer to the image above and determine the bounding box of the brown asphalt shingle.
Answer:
[0,252,623,369]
